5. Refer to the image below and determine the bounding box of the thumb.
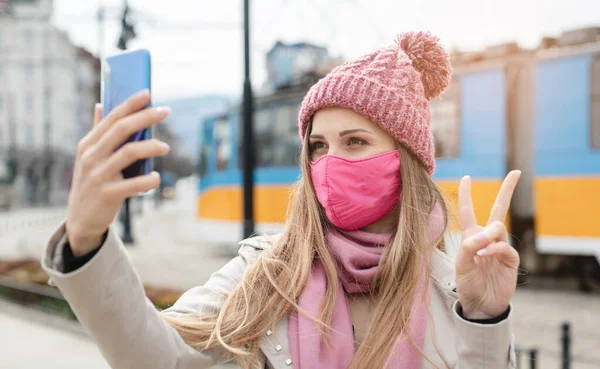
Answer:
[456,222,506,274]
[93,103,103,127]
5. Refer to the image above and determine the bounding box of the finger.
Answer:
[461,221,508,256]
[458,175,477,232]
[104,171,161,199]
[487,170,521,225]
[86,89,151,146]
[75,103,103,171]
[96,106,170,156]
[93,103,103,127]
[476,241,520,268]
[97,139,170,178]
[456,221,507,272]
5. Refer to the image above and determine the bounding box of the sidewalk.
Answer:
[0,299,110,369]
[511,287,600,368]
[0,299,239,369]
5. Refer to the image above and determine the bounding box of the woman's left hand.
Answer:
[455,170,521,320]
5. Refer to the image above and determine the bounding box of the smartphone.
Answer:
[101,49,152,179]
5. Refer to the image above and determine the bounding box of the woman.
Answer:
[43,31,520,369]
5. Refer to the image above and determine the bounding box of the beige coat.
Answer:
[42,224,516,369]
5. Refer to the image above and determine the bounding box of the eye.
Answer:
[348,137,367,146]
[310,141,327,151]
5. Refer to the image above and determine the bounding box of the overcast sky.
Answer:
[51,0,600,100]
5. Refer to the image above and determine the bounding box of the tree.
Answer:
[117,2,137,50]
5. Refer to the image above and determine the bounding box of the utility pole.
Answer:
[6,93,16,188]
[241,0,255,239]
[97,5,105,61]
[42,18,52,205]
[117,0,136,51]
[1,14,17,199]
[116,0,137,244]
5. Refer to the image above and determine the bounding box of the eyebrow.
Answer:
[309,128,372,139]
[338,128,371,136]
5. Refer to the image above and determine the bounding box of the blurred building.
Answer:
[0,0,99,207]
[74,46,101,156]
[263,40,343,94]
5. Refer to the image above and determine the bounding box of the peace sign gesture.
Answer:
[455,170,521,320]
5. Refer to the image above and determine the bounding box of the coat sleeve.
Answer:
[452,300,517,369]
[41,223,265,369]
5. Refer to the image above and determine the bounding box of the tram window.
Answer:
[273,105,299,166]
[215,117,231,171]
[198,144,209,177]
[237,109,274,169]
[288,102,302,164]
[290,102,301,129]
[255,109,275,167]
[431,79,460,158]
[591,56,600,149]
[237,102,303,169]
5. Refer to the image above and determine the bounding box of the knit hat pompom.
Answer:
[397,31,452,100]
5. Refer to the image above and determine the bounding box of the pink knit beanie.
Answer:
[298,31,452,174]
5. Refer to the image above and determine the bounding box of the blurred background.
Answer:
[0,0,600,368]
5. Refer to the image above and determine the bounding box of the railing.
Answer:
[516,322,572,369]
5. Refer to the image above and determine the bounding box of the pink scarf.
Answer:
[288,204,444,369]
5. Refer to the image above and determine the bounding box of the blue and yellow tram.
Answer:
[533,42,600,262]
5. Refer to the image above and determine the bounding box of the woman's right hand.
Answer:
[66,90,171,256]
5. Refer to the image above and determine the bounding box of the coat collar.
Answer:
[429,248,457,293]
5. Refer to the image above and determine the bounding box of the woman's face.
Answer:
[309,107,400,234]
[309,107,397,161]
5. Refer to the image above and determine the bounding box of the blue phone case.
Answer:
[101,49,152,179]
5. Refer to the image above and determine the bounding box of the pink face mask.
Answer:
[310,150,402,231]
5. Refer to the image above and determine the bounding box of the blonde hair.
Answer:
[163,132,453,369]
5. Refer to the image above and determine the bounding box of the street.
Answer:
[0,179,599,368]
